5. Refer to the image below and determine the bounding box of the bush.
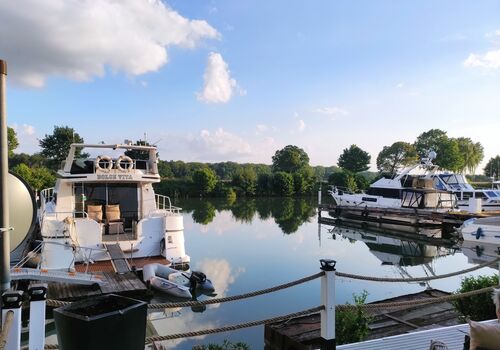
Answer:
[452,274,499,321]
[336,290,372,345]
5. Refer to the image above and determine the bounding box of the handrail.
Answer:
[155,194,182,214]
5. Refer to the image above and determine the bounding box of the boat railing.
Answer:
[155,194,182,214]
[44,211,89,221]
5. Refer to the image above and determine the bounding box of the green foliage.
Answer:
[192,168,217,195]
[328,170,358,192]
[292,173,305,194]
[412,129,482,172]
[484,155,500,178]
[124,140,152,160]
[232,168,257,196]
[256,173,273,195]
[336,290,372,345]
[9,153,47,169]
[192,340,250,350]
[338,145,371,173]
[452,274,499,321]
[11,163,56,190]
[39,125,86,169]
[272,172,294,196]
[376,141,418,174]
[272,145,310,173]
[354,173,370,191]
[456,137,484,174]
[272,197,315,234]
[7,127,19,157]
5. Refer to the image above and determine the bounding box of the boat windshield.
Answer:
[438,174,471,190]
[484,191,500,198]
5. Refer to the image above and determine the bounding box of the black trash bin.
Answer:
[53,294,147,350]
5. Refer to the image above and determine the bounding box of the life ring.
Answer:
[116,155,134,172]
[95,155,113,172]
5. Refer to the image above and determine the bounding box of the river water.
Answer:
[149,197,497,349]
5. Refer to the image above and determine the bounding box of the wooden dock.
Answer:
[317,203,495,229]
[264,289,461,350]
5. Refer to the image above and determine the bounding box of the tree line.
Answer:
[7,125,497,197]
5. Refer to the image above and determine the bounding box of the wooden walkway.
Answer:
[45,271,149,301]
[105,243,131,274]
[264,289,462,350]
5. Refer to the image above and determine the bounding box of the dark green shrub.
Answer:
[452,274,499,321]
[336,290,372,345]
[192,340,250,350]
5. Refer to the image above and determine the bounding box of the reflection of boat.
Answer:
[460,217,500,245]
[329,153,457,211]
[37,143,189,270]
[461,239,499,268]
[143,263,214,298]
[330,224,453,267]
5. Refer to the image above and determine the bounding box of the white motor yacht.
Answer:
[38,143,189,270]
[329,153,457,211]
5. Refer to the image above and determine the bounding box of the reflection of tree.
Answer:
[255,199,273,220]
[192,201,216,225]
[230,200,256,223]
[272,198,316,234]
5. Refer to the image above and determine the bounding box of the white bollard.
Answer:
[28,284,47,350]
[1,290,23,350]
[320,259,336,350]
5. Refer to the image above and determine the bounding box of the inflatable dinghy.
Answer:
[143,263,214,298]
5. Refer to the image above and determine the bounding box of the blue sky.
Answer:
[2,0,499,171]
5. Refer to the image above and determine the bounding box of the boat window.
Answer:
[462,192,473,200]
[474,192,487,199]
[485,191,499,198]
[70,159,95,174]
[366,188,400,199]
[361,197,377,202]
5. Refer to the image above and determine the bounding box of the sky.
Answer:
[1,0,500,171]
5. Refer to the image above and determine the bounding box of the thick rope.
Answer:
[44,345,58,350]
[0,311,14,350]
[145,305,324,343]
[46,271,324,309]
[337,257,500,283]
[338,285,497,311]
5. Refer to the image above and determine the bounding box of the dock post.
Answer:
[320,259,336,350]
[0,59,10,293]
[1,290,23,350]
[28,284,47,350]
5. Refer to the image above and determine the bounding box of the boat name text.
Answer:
[97,174,133,180]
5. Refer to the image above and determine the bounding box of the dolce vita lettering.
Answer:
[97,174,133,180]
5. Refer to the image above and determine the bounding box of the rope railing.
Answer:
[0,311,14,350]
[46,257,500,310]
[336,256,500,283]
[337,285,498,312]
[145,305,324,343]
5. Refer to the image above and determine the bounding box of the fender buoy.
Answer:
[475,227,484,240]
[95,155,113,172]
[116,155,134,172]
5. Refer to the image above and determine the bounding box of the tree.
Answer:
[456,137,484,174]
[39,125,85,167]
[257,173,273,195]
[272,172,294,196]
[413,129,465,171]
[272,145,310,173]
[232,168,257,196]
[376,142,418,174]
[192,168,217,195]
[337,145,371,173]
[484,155,500,178]
[11,163,56,190]
[7,127,19,157]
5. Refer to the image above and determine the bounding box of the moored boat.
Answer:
[37,142,189,270]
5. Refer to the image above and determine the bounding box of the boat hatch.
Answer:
[74,182,139,232]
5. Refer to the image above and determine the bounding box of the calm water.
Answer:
[148,197,497,349]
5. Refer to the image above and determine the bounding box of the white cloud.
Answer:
[197,52,244,103]
[11,123,39,154]
[314,106,348,116]
[188,128,251,160]
[464,50,500,69]
[256,124,269,132]
[296,119,305,132]
[0,1,219,87]
[396,83,404,89]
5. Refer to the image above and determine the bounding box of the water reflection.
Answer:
[180,197,317,234]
